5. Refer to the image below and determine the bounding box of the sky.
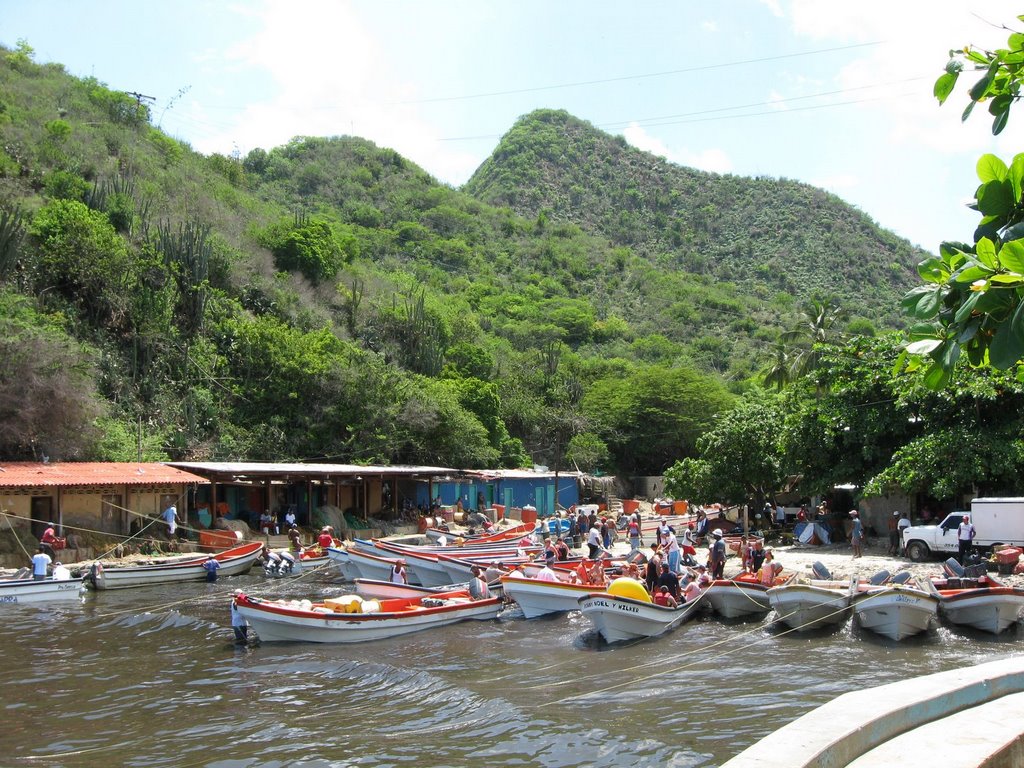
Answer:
[1,0,1021,251]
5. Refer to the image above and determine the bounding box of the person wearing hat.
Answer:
[709,529,726,579]
[849,510,863,558]
[887,511,902,555]
[203,554,221,582]
[390,558,407,585]
[230,590,248,643]
[535,555,560,582]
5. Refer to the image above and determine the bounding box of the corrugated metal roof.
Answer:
[0,462,209,487]
[462,469,583,480]
[166,462,458,479]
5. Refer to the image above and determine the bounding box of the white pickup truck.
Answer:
[902,497,1024,562]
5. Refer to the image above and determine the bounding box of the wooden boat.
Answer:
[88,541,263,590]
[767,575,856,631]
[925,574,1024,635]
[0,576,86,604]
[578,586,707,643]
[852,577,938,641]
[705,574,772,619]
[232,588,502,643]
[425,522,533,544]
[353,577,503,600]
[500,572,608,618]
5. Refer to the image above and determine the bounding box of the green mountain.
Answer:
[0,46,925,477]
[465,109,924,331]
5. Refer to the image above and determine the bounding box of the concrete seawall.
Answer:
[721,655,1024,768]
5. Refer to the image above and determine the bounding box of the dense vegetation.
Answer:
[0,42,928,482]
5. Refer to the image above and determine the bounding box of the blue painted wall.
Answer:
[418,476,579,516]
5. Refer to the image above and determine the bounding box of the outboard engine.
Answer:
[86,561,103,588]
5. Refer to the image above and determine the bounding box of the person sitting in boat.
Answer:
[535,556,560,582]
[653,585,678,608]
[554,536,570,561]
[483,562,506,583]
[680,576,702,603]
[52,561,71,580]
[539,537,557,561]
[588,559,608,587]
[390,559,408,584]
[695,564,713,588]
[656,562,680,600]
[468,565,491,600]
[624,562,642,580]
[575,558,593,584]
[317,527,334,549]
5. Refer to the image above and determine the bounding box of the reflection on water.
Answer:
[2,568,1021,767]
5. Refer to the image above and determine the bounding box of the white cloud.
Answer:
[702,20,718,33]
[622,123,734,174]
[758,0,784,18]
[184,0,480,184]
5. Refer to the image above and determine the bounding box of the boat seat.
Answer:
[868,569,891,586]
[811,561,832,580]
[890,571,912,585]
[943,557,965,578]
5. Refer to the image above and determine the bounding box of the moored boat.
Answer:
[578,586,707,643]
[926,574,1024,635]
[353,577,503,600]
[705,575,772,619]
[852,577,938,641]
[0,576,86,604]
[232,588,501,643]
[88,541,263,590]
[500,572,606,618]
[768,575,856,632]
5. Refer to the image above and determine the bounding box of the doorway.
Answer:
[30,496,54,539]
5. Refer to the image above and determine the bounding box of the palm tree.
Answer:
[765,297,846,386]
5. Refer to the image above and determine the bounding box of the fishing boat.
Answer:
[353,577,503,600]
[924,573,1024,635]
[344,546,417,583]
[370,541,529,587]
[435,552,531,584]
[0,576,86,604]
[424,522,533,544]
[232,588,502,643]
[324,545,364,581]
[768,574,856,632]
[852,575,939,641]
[500,572,608,618]
[87,541,263,590]
[705,574,772,619]
[578,583,708,643]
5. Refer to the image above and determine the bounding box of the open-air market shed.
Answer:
[165,461,458,530]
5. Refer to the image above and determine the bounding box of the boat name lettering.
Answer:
[615,604,641,613]
[894,595,920,604]
[0,596,18,603]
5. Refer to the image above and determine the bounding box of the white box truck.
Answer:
[902,497,1024,561]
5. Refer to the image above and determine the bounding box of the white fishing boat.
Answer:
[926,574,1024,634]
[500,572,604,618]
[852,578,938,641]
[344,546,414,583]
[705,576,772,619]
[88,541,263,590]
[578,587,707,643]
[324,546,364,581]
[435,552,531,584]
[768,575,856,632]
[424,522,533,544]
[372,542,526,587]
[232,588,502,643]
[0,576,86,604]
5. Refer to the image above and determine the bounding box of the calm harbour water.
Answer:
[4,567,1022,768]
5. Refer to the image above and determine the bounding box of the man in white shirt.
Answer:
[31,546,51,581]
[958,514,976,564]
[162,503,179,538]
[51,561,71,580]
[535,557,560,582]
[896,511,912,555]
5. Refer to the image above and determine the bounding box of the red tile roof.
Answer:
[0,462,209,487]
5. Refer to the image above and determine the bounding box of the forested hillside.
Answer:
[0,44,926,478]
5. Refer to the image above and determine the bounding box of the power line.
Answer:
[399,41,885,104]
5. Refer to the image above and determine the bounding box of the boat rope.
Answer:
[2,511,34,563]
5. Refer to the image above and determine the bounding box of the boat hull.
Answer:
[578,591,706,643]
[234,592,501,643]
[500,574,599,618]
[852,586,938,641]
[0,578,85,604]
[706,579,771,619]
[937,588,1024,634]
[768,582,852,631]
[91,542,262,589]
